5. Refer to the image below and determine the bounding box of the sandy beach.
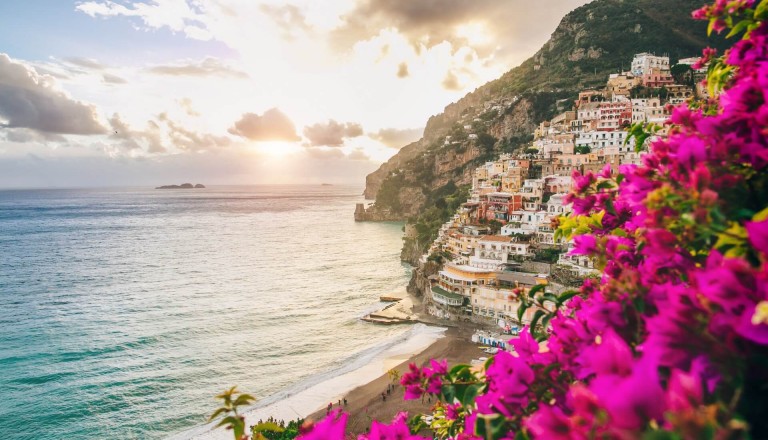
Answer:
[304,327,481,435]
[182,295,490,440]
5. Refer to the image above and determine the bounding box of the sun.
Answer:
[253,141,302,157]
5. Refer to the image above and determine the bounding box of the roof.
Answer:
[445,263,494,274]
[432,286,464,301]
[479,235,513,243]
[496,271,543,286]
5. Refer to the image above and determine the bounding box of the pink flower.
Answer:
[525,404,574,440]
[666,369,703,413]
[570,234,597,256]
[476,351,534,417]
[359,412,430,440]
[574,328,634,380]
[299,411,348,440]
[400,363,425,400]
[746,218,768,256]
[590,357,666,431]
[444,402,461,421]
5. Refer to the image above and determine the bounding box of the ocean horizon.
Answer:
[0,185,415,439]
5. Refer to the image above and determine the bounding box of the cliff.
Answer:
[357,0,727,260]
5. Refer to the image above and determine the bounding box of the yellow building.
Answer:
[470,272,552,323]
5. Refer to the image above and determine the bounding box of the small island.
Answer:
[155,183,205,189]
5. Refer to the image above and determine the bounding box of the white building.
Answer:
[631,53,670,76]
[576,131,630,151]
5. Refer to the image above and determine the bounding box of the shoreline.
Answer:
[305,326,480,436]
[175,292,487,440]
[177,323,460,439]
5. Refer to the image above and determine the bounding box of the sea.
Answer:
[0,185,439,439]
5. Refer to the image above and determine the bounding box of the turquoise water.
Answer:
[0,186,411,439]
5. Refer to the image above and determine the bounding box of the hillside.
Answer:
[359,0,728,235]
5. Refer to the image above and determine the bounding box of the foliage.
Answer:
[403,184,470,256]
[573,145,591,155]
[294,2,768,439]
[671,63,694,85]
[209,386,255,440]
[532,248,561,264]
[375,172,406,213]
[251,419,305,440]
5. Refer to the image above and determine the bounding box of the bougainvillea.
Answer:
[293,1,768,438]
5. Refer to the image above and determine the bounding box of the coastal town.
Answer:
[408,52,705,328]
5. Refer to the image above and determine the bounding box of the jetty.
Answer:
[363,291,416,325]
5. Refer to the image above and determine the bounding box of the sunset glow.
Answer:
[0,0,591,187]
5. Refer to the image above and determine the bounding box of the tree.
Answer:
[670,63,693,85]
[574,145,591,154]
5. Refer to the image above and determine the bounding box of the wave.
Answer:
[169,323,446,440]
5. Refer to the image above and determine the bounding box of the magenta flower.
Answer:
[746,218,768,256]
[665,369,703,413]
[359,412,429,440]
[444,402,461,421]
[574,328,634,379]
[400,363,425,400]
[590,357,666,431]
[299,410,348,440]
[570,234,597,256]
[525,403,574,440]
[476,351,534,417]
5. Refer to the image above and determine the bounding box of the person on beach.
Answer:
[343,398,347,406]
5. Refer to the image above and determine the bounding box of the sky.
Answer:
[0,0,590,188]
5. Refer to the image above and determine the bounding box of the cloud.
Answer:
[102,73,127,84]
[76,0,213,41]
[147,57,248,78]
[107,112,230,154]
[228,108,301,142]
[63,56,106,70]
[259,4,313,41]
[0,53,106,135]
[396,62,409,78]
[303,119,363,147]
[160,113,231,151]
[331,0,591,66]
[369,127,423,148]
[178,97,200,117]
[2,128,66,143]
[108,113,165,152]
[347,148,370,161]
[442,70,461,90]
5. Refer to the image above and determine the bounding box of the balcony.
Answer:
[432,286,464,307]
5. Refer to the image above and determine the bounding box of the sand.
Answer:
[305,327,482,435]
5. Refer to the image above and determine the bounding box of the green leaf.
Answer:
[208,407,228,422]
[475,413,507,440]
[462,383,483,406]
[540,292,558,307]
[442,383,456,403]
[449,364,471,378]
[233,393,255,407]
[527,283,546,298]
[215,415,241,429]
[557,290,580,307]
[596,180,614,191]
[517,302,529,322]
[726,19,751,38]
[529,309,547,334]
